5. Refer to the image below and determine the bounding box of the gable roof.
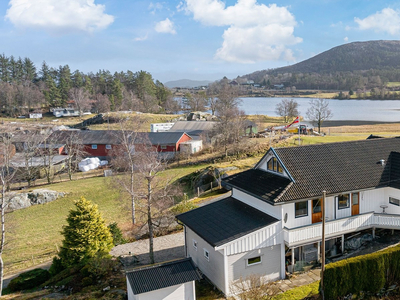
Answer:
[226,137,400,204]
[223,169,292,205]
[126,258,201,295]
[48,130,190,146]
[169,121,216,132]
[176,197,279,247]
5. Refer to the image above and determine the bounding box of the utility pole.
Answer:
[320,190,326,300]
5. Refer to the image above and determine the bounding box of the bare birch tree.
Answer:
[69,87,92,117]
[62,131,87,180]
[110,116,145,225]
[134,147,180,264]
[0,132,17,296]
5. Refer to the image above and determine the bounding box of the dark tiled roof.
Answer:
[176,197,279,247]
[223,169,292,204]
[49,130,190,146]
[222,138,400,204]
[273,138,400,202]
[126,258,201,295]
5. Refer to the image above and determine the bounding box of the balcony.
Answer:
[283,212,400,247]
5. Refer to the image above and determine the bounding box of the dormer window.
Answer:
[267,157,283,174]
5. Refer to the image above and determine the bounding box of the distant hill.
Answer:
[164,79,212,88]
[241,40,400,91]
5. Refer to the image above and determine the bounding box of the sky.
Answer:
[1,0,400,83]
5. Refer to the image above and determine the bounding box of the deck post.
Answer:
[291,247,295,273]
[341,235,345,254]
[372,227,376,239]
[317,242,320,262]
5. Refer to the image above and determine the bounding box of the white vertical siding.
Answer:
[227,245,281,284]
[135,282,195,300]
[361,189,386,214]
[231,189,281,219]
[185,228,226,295]
[385,188,400,214]
[219,221,282,256]
[281,201,311,228]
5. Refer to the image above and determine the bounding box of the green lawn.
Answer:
[4,164,207,275]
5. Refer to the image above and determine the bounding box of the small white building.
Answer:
[126,258,201,300]
[151,123,175,132]
[53,108,80,117]
[29,113,42,119]
[180,140,203,154]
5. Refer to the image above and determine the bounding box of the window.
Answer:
[267,157,283,174]
[247,256,262,266]
[91,144,97,150]
[389,197,400,206]
[105,144,112,150]
[337,194,350,209]
[160,145,167,150]
[312,199,321,213]
[203,249,209,261]
[295,201,308,218]
[193,239,198,250]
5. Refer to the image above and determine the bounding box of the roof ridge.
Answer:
[127,257,192,273]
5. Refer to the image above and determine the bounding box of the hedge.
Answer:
[8,268,50,292]
[323,244,400,299]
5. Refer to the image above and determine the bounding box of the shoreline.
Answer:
[322,120,399,127]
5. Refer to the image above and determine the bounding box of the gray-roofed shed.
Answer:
[126,258,201,295]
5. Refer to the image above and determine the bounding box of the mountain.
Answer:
[241,40,400,91]
[243,40,400,78]
[164,79,212,88]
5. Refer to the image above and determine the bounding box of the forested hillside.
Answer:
[0,54,177,117]
[241,40,400,91]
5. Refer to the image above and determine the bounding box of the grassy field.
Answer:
[3,164,207,275]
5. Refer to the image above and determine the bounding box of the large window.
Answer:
[389,197,400,206]
[337,194,350,209]
[295,201,308,218]
[267,157,283,174]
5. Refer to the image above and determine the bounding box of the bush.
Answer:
[108,222,126,246]
[170,200,198,215]
[323,244,400,299]
[8,268,50,292]
[49,256,65,276]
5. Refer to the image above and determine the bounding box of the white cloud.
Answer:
[5,0,114,34]
[155,18,176,34]
[134,34,148,42]
[182,0,302,63]
[344,37,348,42]
[355,8,400,35]
[149,2,163,14]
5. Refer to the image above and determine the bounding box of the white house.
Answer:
[126,258,201,300]
[177,137,400,296]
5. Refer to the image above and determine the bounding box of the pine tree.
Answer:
[58,197,113,267]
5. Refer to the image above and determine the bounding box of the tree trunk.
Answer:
[0,184,6,296]
[131,170,135,224]
[147,177,154,264]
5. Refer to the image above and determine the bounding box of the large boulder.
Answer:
[7,189,65,211]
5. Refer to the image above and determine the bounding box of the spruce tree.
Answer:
[58,197,113,267]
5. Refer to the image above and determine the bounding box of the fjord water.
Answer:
[239,97,400,122]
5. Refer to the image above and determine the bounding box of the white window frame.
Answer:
[203,248,209,261]
[105,144,112,150]
[246,256,262,267]
[193,239,198,250]
[337,194,350,210]
[389,197,400,206]
[91,144,97,150]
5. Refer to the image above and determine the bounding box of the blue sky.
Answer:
[1,0,400,83]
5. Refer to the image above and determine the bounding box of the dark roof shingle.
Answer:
[176,197,278,247]
[126,258,201,295]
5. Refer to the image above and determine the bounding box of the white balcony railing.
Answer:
[283,212,400,247]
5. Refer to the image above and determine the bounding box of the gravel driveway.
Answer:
[110,231,185,268]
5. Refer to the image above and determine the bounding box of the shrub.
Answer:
[58,197,114,268]
[49,256,65,276]
[170,200,198,215]
[323,244,400,299]
[108,222,126,246]
[8,268,50,292]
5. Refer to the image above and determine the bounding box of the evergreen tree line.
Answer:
[0,53,178,117]
[250,68,400,92]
